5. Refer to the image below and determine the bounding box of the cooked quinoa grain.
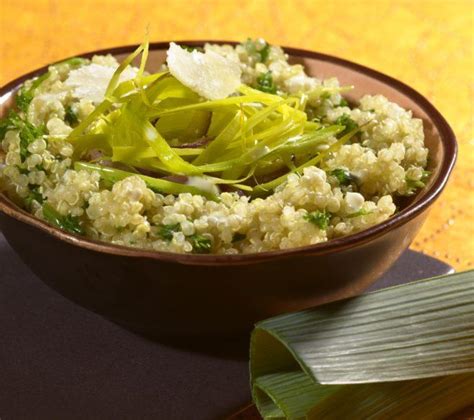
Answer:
[0,40,429,254]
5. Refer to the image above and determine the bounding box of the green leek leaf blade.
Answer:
[250,271,474,419]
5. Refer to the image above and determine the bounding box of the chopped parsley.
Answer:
[406,178,425,190]
[24,186,44,209]
[64,105,79,126]
[19,122,46,162]
[0,110,46,161]
[406,170,431,194]
[256,71,277,94]
[42,203,84,235]
[157,224,212,252]
[190,234,212,254]
[16,89,34,114]
[157,223,181,241]
[244,38,271,63]
[180,45,202,52]
[15,71,51,113]
[330,168,354,187]
[1,71,49,157]
[335,114,358,138]
[338,98,349,107]
[232,232,246,243]
[258,42,271,63]
[304,210,331,230]
[0,110,21,140]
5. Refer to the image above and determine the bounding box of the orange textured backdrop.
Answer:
[0,0,473,270]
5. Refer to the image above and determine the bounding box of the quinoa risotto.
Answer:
[0,39,429,255]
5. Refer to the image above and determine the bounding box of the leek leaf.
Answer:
[252,126,359,195]
[149,76,199,102]
[148,94,279,119]
[104,43,144,99]
[112,72,167,100]
[107,99,202,175]
[68,99,112,140]
[143,120,202,175]
[250,270,474,419]
[63,42,363,198]
[74,161,217,200]
[71,133,111,159]
[207,109,236,138]
[173,147,204,157]
[155,109,211,142]
[192,111,242,165]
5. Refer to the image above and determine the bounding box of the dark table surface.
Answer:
[0,233,453,420]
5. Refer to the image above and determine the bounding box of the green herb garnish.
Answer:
[24,186,44,209]
[338,98,349,107]
[64,105,79,126]
[19,122,46,162]
[180,45,202,52]
[42,203,84,235]
[0,110,45,160]
[406,178,425,190]
[16,89,34,114]
[256,71,277,94]
[157,223,181,241]
[258,42,271,63]
[16,71,50,113]
[0,111,24,139]
[335,114,358,138]
[190,234,212,253]
[406,170,431,194]
[304,210,331,230]
[330,168,354,186]
[244,39,271,63]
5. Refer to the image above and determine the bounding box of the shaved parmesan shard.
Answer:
[167,42,241,100]
[65,63,138,104]
[186,176,220,196]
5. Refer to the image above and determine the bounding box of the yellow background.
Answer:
[1,0,473,270]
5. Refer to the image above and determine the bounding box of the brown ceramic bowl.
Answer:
[0,41,456,337]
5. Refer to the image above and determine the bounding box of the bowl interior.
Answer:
[0,42,455,263]
[0,45,446,202]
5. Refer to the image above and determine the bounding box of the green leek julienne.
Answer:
[66,41,355,198]
[250,270,474,419]
[74,161,218,201]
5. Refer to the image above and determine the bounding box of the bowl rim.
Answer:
[0,40,457,266]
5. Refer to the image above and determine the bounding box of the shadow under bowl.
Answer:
[0,42,457,337]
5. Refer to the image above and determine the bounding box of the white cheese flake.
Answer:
[186,176,220,196]
[64,63,138,104]
[166,42,241,100]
